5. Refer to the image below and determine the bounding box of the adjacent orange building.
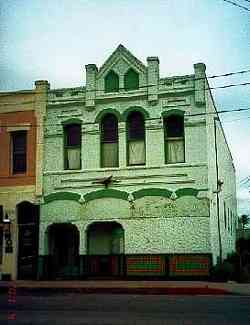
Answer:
[0,81,49,280]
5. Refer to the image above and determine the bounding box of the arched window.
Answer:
[104,70,119,93]
[64,124,81,170]
[164,115,184,163]
[124,68,139,91]
[127,111,145,165]
[101,114,119,167]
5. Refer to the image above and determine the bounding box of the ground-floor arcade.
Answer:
[37,220,212,280]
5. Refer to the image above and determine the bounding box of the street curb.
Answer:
[0,286,231,295]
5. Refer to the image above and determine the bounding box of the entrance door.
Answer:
[87,222,124,277]
[17,202,39,280]
[49,223,79,279]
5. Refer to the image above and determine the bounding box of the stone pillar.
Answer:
[145,119,165,166]
[83,123,100,169]
[34,80,50,198]
[85,64,98,109]
[37,222,49,280]
[194,63,206,106]
[147,57,159,103]
[118,122,127,168]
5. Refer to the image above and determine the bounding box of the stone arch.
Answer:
[95,108,123,123]
[61,118,82,126]
[132,188,172,200]
[84,189,129,203]
[161,109,185,119]
[175,188,199,198]
[123,106,150,120]
[43,191,81,204]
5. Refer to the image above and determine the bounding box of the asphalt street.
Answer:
[1,292,250,325]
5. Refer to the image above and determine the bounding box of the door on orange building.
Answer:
[17,202,39,280]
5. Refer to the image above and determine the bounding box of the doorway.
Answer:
[86,222,124,277]
[17,202,39,280]
[48,223,79,279]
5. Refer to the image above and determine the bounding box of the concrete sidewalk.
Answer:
[1,280,250,295]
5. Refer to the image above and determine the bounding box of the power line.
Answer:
[1,107,250,128]
[241,0,250,4]
[223,0,250,12]
[206,68,250,80]
[1,68,250,101]
[0,80,250,107]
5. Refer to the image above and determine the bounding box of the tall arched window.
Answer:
[127,111,145,165]
[124,68,139,91]
[104,70,119,93]
[101,114,119,167]
[64,124,81,170]
[164,114,184,163]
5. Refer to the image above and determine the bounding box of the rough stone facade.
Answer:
[38,45,237,278]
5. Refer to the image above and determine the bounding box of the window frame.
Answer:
[11,130,27,175]
[104,70,119,93]
[124,68,139,91]
[126,111,146,166]
[164,115,185,164]
[100,114,119,168]
[63,123,82,170]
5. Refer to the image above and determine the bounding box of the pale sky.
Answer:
[0,0,250,215]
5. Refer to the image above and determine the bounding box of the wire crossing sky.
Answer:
[0,0,249,214]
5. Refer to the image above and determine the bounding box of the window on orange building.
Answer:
[12,131,27,174]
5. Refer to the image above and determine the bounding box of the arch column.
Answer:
[118,122,127,167]
[37,222,49,279]
[145,119,165,166]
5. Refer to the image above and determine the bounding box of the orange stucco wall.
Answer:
[0,110,36,186]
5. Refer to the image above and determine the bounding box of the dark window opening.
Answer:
[124,69,139,91]
[105,70,119,93]
[101,114,118,167]
[12,131,27,174]
[164,115,185,164]
[127,111,145,165]
[64,124,81,170]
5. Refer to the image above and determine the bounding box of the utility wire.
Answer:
[223,0,250,12]
[1,68,250,100]
[1,80,250,106]
[1,107,250,128]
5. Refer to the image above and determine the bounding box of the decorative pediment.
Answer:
[97,44,147,79]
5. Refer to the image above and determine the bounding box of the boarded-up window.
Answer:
[101,114,119,167]
[105,70,119,93]
[12,131,27,174]
[64,124,81,170]
[164,115,184,163]
[127,112,145,165]
[124,68,139,91]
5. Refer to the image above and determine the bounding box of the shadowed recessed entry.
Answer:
[86,222,124,277]
[17,201,39,280]
[48,223,79,279]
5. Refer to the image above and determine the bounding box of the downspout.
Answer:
[214,117,223,264]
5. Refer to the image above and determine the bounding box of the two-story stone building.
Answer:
[36,45,237,279]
